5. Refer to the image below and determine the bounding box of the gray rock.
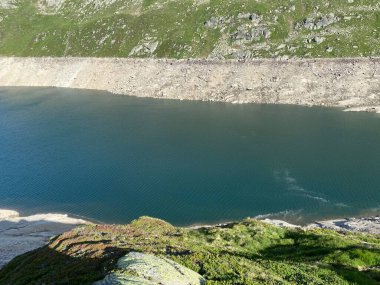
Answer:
[237,12,261,22]
[233,26,251,40]
[314,36,325,44]
[249,13,261,22]
[263,29,271,39]
[303,18,315,30]
[299,14,339,30]
[204,17,225,29]
[232,26,270,42]
[250,28,263,41]
[93,252,205,285]
[237,12,251,19]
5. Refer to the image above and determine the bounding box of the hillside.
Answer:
[0,0,379,58]
[0,217,379,284]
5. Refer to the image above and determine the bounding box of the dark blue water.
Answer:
[0,87,379,225]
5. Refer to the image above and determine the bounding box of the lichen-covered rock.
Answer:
[93,252,205,285]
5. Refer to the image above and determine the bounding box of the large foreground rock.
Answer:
[94,252,205,285]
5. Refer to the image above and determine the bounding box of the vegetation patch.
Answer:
[0,217,379,284]
[1,0,380,58]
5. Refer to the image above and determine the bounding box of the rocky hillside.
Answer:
[0,0,379,58]
[0,217,379,284]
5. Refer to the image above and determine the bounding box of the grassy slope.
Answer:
[0,217,379,284]
[0,0,379,58]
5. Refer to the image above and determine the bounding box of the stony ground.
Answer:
[0,0,380,59]
[0,216,379,285]
[1,57,380,111]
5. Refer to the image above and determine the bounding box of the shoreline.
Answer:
[1,208,378,269]
[0,57,380,112]
[187,215,380,235]
[0,209,89,269]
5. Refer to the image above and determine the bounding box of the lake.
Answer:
[0,87,379,225]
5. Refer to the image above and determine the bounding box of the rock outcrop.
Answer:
[93,252,205,285]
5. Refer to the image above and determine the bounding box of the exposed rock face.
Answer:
[0,57,380,112]
[93,252,205,285]
[0,209,88,268]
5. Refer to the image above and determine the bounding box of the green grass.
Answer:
[1,0,380,58]
[0,217,379,284]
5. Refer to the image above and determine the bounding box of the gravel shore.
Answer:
[0,57,380,112]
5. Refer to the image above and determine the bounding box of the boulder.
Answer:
[93,252,206,285]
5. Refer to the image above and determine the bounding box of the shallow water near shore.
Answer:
[0,87,379,225]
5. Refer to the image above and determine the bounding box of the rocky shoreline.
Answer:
[189,216,380,235]
[0,57,380,112]
[263,216,380,235]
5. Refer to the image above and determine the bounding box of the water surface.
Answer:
[0,87,379,225]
